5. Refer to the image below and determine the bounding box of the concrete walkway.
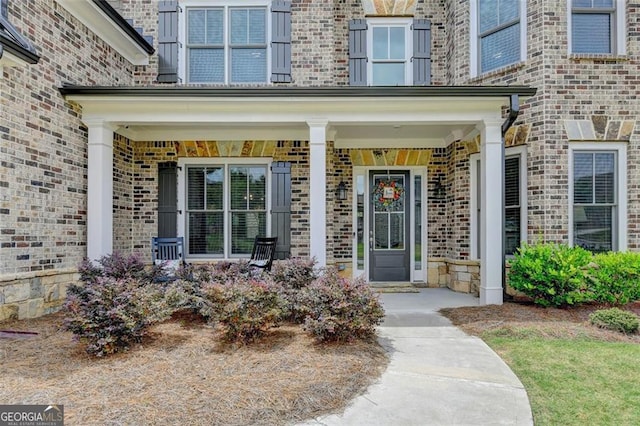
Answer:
[300,288,533,426]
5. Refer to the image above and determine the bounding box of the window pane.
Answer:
[230,48,267,82]
[593,0,614,7]
[372,27,388,60]
[505,207,521,255]
[230,9,248,44]
[188,212,223,255]
[479,0,499,33]
[505,156,520,207]
[188,10,206,44]
[205,168,223,210]
[573,0,592,6]
[595,153,615,204]
[231,212,266,255]
[187,168,204,210]
[389,27,405,60]
[573,153,594,203]
[372,63,405,85]
[415,175,422,270]
[573,205,613,252]
[248,167,266,210]
[481,23,520,72]
[390,213,404,250]
[374,213,389,249]
[189,48,224,83]
[249,9,266,44]
[206,9,223,45]
[230,167,248,210]
[499,0,520,24]
[572,14,611,53]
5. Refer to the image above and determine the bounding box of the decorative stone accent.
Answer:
[175,141,277,157]
[362,0,417,16]
[565,117,635,141]
[426,257,480,296]
[349,149,431,166]
[0,270,79,321]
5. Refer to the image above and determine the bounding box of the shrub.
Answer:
[508,242,593,307]
[209,260,256,284]
[204,276,285,343]
[588,252,640,305]
[270,258,318,323]
[163,278,212,318]
[64,277,172,356]
[589,308,640,334]
[78,252,148,283]
[303,269,385,342]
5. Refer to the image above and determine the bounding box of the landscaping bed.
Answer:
[0,310,388,425]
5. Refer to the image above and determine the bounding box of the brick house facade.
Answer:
[1,0,636,320]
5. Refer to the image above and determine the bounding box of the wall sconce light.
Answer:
[433,176,446,200]
[336,181,347,201]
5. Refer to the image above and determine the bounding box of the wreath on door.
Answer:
[372,179,404,209]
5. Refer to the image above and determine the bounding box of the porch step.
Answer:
[369,282,420,293]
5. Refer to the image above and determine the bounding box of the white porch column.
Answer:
[479,119,504,305]
[307,120,328,268]
[86,120,116,262]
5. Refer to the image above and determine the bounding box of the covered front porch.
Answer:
[60,86,535,305]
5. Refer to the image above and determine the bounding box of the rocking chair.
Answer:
[248,236,278,272]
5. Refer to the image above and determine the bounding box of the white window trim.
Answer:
[568,142,627,251]
[470,145,527,260]
[469,0,527,78]
[179,0,272,84]
[567,0,626,55]
[177,157,273,260]
[366,17,413,86]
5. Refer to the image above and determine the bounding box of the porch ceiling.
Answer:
[60,85,536,147]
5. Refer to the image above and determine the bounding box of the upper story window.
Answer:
[186,6,268,83]
[569,0,625,55]
[165,1,292,85]
[368,20,412,85]
[349,18,431,86]
[470,0,526,77]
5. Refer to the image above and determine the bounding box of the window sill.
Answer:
[468,61,526,84]
[569,54,628,63]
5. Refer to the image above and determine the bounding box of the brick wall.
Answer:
[1,0,138,277]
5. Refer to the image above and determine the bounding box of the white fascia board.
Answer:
[55,0,150,65]
[0,50,30,67]
[67,95,509,124]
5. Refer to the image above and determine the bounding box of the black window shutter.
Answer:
[271,162,291,259]
[271,0,292,83]
[158,162,178,238]
[349,19,367,86]
[413,19,431,86]
[157,0,179,83]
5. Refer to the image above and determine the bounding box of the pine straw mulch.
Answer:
[0,311,388,425]
[440,300,640,343]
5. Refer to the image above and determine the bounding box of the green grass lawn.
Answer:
[483,331,640,426]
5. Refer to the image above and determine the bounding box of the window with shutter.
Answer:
[350,18,431,86]
[470,147,527,259]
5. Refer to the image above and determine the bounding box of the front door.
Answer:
[369,170,410,281]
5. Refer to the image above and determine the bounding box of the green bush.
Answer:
[508,242,593,307]
[204,276,285,343]
[303,269,385,342]
[64,276,172,356]
[270,257,318,323]
[589,308,640,334]
[588,252,640,305]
